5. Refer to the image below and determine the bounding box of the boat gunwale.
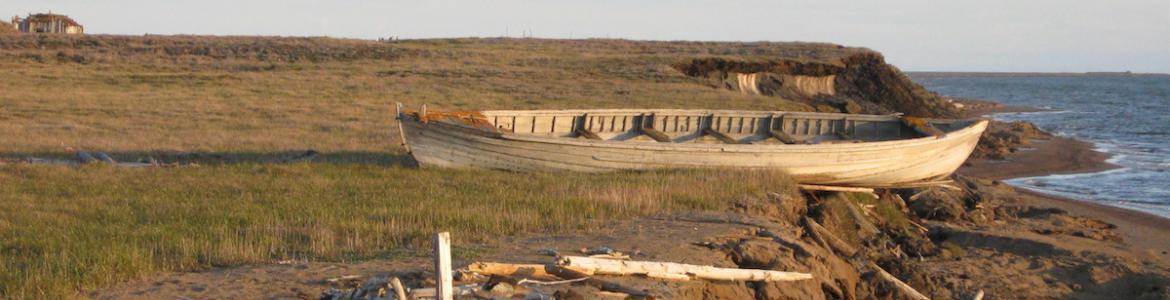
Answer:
[497,119,986,153]
[401,111,988,154]
[479,108,962,124]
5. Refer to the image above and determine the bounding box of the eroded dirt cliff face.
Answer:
[675,53,960,118]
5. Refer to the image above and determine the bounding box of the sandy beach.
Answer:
[959,106,1170,257]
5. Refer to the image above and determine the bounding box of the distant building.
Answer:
[11,13,84,34]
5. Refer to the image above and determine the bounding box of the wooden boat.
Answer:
[395,104,988,187]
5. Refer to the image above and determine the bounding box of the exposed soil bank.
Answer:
[675,54,960,118]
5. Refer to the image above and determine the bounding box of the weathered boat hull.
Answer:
[397,108,987,186]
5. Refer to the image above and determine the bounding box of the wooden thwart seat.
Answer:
[637,114,674,143]
[769,114,809,144]
[640,127,673,143]
[770,130,804,144]
[575,128,602,140]
[702,128,740,144]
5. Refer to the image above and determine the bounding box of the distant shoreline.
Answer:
[908,71,1170,78]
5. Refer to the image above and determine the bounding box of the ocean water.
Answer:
[914,75,1170,218]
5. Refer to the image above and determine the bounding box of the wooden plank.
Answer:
[395,103,412,153]
[862,180,954,189]
[640,127,673,143]
[433,232,453,300]
[769,114,799,145]
[777,114,786,133]
[558,256,812,282]
[770,130,803,144]
[466,262,572,280]
[869,262,930,300]
[390,277,408,300]
[546,265,657,299]
[697,113,734,144]
[703,128,740,144]
[575,128,602,140]
[798,184,875,193]
[801,217,857,256]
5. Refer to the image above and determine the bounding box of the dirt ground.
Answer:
[91,215,760,299]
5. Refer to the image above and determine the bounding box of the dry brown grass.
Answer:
[0,36,865,156]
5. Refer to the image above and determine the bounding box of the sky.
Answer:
[4,0,1169,73]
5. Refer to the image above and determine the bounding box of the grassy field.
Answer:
[0,35,862,298]
[0,165,795,298]
[0,36,863,154]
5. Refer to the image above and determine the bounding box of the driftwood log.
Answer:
[802,217,858,256]
[798,184,876,194]
[558,256,813,282]
[390,277,407,300]
[972,289,985,300]
[466,262,569,280]
[843,198,882,237]
[869,262,930,300]
[546,265,656,299]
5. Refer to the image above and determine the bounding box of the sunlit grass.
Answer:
[0,36,830,155]
[0,164,795,298]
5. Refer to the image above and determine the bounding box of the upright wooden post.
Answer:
[394,103,411,153]
[433,232,453,300]
[420,104,429,123]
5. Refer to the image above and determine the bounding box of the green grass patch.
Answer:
[0,164,792,298]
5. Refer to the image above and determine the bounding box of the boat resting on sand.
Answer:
[395,104,988,187]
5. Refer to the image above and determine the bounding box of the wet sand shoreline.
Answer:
[958,105,1170,255]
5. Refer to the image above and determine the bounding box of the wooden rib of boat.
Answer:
[394,104,988,187]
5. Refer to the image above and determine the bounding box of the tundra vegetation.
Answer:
[0,35,865,298]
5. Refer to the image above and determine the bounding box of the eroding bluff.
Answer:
[675,53,959,118]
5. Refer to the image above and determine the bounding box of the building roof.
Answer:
[23,13,82,27]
